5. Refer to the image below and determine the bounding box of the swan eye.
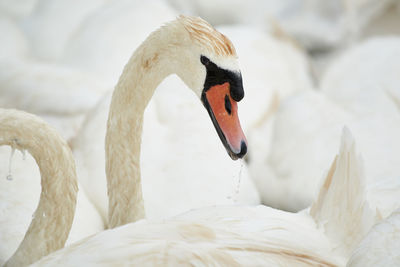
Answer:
[200,55,210,66]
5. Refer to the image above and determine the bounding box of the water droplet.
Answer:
[21,149,26,160]
[233,159,244,203]
[6,147,15,181]
[43,212,46,218]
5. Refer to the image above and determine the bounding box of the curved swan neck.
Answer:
[1,109,78,267]
[105,21,186,228]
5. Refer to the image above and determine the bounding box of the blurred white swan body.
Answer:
[60,0,177,87]
[20,0,109,61]
[0,59,109,140]
[0,15,29,60]
[256,37,400,212]
[321,37,400,118]
[257,84,400,212]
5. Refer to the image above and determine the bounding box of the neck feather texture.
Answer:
[105,22,183,228]
[1,109,78,267]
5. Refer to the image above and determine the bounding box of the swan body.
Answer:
[259,37,400,212]
[0,58,109,140]
[167,0,394,50]
[347,208,400,267]
[0,15,29,60]
[33,206,343,267]
[61,0,177,87]
[257,87,400,212]
[33,127,373,266]
[321,37,400,117]
[256,90,351,211]
[0,0,37,20]
[20,0,109,61]
[0,109,78,267]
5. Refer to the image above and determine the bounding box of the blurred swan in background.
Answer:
[0,15,29,60]
[167,0,398,51]
[20,0,109,61]
[59,0,177,87]
[321,37,400,117]
[248,37,400,213]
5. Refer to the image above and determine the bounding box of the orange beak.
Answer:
[202,82,247,160]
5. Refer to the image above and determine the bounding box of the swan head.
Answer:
[173,15,247,160]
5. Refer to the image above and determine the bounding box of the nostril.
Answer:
[237,140,247,158]
[224,95,232,115]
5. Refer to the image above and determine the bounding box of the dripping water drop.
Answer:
[21,149,26,160]
[233,159,244,203]
[6,147,15,181]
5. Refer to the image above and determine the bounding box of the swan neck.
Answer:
[1,109,78,267]
[106,25,178,228]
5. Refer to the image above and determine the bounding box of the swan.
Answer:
[0,0,37,20]
[254,88,400,212]
[60,0,177,87]
[321,37,400,118]
[0,58,109,140]
[103,15,247,227]
[0,108,78,267]
[20,0,109,61]
[28,15,373,266]
[0,15,29,60]
[347,208,400,267]
[259,37,400,212]
[72,23,312,221]
[70,14,257,223]
[33,127,375,266]
[166,0,394,51]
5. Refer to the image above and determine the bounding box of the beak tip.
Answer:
[229,140,247,160]
[237,140,247,158]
